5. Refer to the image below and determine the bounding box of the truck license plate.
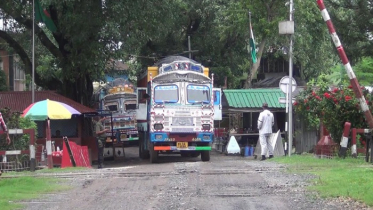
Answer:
[176,142,188,149]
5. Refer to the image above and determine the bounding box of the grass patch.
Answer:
[0,177,70,210]
[273,154,373,206]
[35,167,92,174]
[3,167,91,177]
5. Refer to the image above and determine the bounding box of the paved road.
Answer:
[22,147,365,210]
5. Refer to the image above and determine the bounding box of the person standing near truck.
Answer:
[257,102,274,161]
[95,116,109,169]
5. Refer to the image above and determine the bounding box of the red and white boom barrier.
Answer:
[339,122,351,157]
[316,1,373,129]
[351,128,372,158]
[0,128,36,171]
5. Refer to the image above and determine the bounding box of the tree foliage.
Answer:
[294,76,373,143]
[0,0,370,104]
[0,0,176,105]
[324,57,373,87]
[0,108,37,151]
[0,69,8,91]
[327,0,373,63]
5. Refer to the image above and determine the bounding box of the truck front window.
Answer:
[125,103,137,110]
[105,103,118,111]
[187,85,210,104]
[154,85,178,103]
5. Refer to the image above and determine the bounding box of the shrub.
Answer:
[294,75,373,143]
[0,108,37,151]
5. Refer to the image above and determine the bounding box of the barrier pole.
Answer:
[339,122,351,157]
[24,129,36,171]
[317,1,373,128]
[46,119,53,169]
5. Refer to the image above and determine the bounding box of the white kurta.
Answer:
[257,109,274,156]
[257,109,274,134]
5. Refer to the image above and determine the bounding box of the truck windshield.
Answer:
[105,102,118,111]
[154,85,178,103]
[187,85,210,104]
[125,103,137,110]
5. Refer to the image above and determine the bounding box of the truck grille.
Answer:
[172,117,193,126]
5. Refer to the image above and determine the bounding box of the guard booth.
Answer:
[221,88,288,152]
[84,110,125,161]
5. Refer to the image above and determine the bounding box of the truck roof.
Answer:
[154,56,200,67]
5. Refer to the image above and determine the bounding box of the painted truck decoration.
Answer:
[100,78,139,158]
[136,56,222,163]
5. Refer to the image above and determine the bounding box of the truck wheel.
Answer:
[150,146,158,163]
[201,151,210,161]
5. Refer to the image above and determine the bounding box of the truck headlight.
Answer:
[202,124,211,130]
[203,135,211,140]
[154,124,164,130]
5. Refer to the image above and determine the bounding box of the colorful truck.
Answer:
[136,56,222,163]
[99,78,139,158]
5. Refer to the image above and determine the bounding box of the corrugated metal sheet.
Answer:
[223,88,286,109]
[0,91,96,113]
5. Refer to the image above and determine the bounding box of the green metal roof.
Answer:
[223,88,286,109]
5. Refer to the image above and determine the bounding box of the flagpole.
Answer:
[249,11,251,27]
[288,0,294,156]
[32,0,35,103]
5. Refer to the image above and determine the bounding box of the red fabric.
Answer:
[61,141,73,168]
[0,112,7,134]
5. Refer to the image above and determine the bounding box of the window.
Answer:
[154,85,178,103]
[105,102,118,111]
[13,60,26,91]
[125,103,136,111]
[187,85,210,104]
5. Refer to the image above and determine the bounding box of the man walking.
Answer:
[257,102,274,161]
[95,116,109,169]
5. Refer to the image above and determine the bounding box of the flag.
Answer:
[249,20,257,63]
[34,0,57,32]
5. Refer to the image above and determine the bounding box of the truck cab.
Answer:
[100,79,139,158]
[137,56,222,163]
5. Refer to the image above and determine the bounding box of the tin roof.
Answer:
[223,88,286,109]
[0,91,96,114]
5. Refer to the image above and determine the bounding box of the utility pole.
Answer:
[183,36,198,59]
[32,0,35,103]
[288,0,294,156]
[279,1,295,156]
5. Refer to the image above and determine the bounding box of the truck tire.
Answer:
[150,145,158,163]
[201,151,210,161]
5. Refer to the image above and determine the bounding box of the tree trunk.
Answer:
[61,74,93,107]
[244,38,267,89]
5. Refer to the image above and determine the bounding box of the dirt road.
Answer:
[22,147,369,210]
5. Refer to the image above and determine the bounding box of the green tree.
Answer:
[324,57,373,87]
[237,0,338,87]
[293,0,338,80]
[0,108,37,151]
[294,77,372,143]
[135,0,250,88]
[0,69,8,91]
[327,0,373,63]
[0,0,176,105]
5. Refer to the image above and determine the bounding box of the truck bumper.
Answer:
[153,145,211,151]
